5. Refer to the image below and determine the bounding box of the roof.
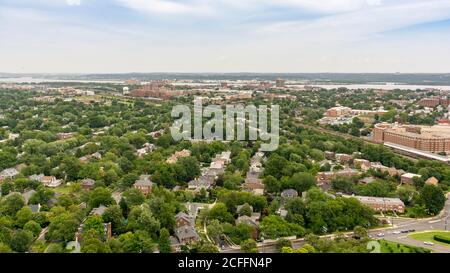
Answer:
[353,196,405,207]
[242,182,265,190]
[90,205,107,216]
[281,189,299,198]
[359,177,376,184]
[28,204,41,213]
[236,215,258,227]
[175,212,195,226]
[175,226,199,241]
[401,173,422,179]
[22,190,36,204]
[425,176,439,185]
[81,178,95,186]
[134,175,154,187]
[0,168,19,177]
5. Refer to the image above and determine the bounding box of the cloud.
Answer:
[66,0,81,6]
[257,0,450,43]
[115,0,213,15]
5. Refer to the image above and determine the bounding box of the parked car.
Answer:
[377,233,385,237]
[424,241,434,246]
[393,231,401,235]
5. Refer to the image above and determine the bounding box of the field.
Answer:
[409,231,450,247]
[379,240,431,253]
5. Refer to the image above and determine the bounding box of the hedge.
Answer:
[433,234,450,244]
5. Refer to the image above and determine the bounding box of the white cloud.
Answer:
[66,0,81,6]
[116,0,213,15]
[257,0,450,43]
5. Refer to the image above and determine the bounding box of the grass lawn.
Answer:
[409,231,450,247]
[53,185,72,194]
[379,240,431,253]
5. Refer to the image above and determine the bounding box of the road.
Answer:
[221,195,450,253]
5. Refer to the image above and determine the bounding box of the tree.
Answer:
[15,206,34,228]
[136,207,161,238]
[88,187,114,208]
[419,185,446,215]
[159,228,171,253]
[122,188,145,207]
[240,239,258,253]
[0,242,12,253]
[207,220,224,242]
[81,238,111,253]
[353,226,368,239]
[83,216,107,240]
[102,205,124,234]
[238,203,253,217]
[10,230,33,252]
[260,215,305,239]
[120,173,139,188]
[0,193,25,216]
[118,231,156,253]
[209,203,234,224]
[23,220,42,238]
[287,172,316,193]
[190,240,219,253]
[263,176,281,193]
[176,157,201,182]
[276,238,292,252]
[264,154,288,179]
[331,176,355,194]
[46,213,80,242]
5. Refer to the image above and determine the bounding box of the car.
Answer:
[424,241,434,246]
[409,229,416,233]
[393,231,401,235]
[401,230,409,233]
[377,233,385,237]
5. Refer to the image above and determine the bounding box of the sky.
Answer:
[1,0,450,73]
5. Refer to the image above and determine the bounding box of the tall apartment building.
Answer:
[373,122,450,153]
[129,81,182,99]
[325,106,352,117]
[275,78,286,88]
[418,97,449,108]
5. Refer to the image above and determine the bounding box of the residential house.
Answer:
[324,151,335,160]
[175,212,195,228]
[22,190,36,204]
[136,143,156,157]
[81,178,95,191]
[425,177,439,186]
[166,149,191,164]
[401,173,422,184]
[0,168,19,181]
[90,205,107,216]
[352,196,405,213]
[335,153,353,164]
[242,181,265,195]
[133,175,154,195]
[353,159,371,171]
[29,174,62,188]
[316,168,359,185]
[281,189,299,202]
[359,177,376,185]
[28,204,41,213]
[175,226,200,245]
[174,212,199,245]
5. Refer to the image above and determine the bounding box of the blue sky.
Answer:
[1,0,450,73]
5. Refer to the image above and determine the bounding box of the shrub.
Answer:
[434,234,450,244]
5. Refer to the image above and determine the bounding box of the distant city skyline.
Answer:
[1,0,450,73]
